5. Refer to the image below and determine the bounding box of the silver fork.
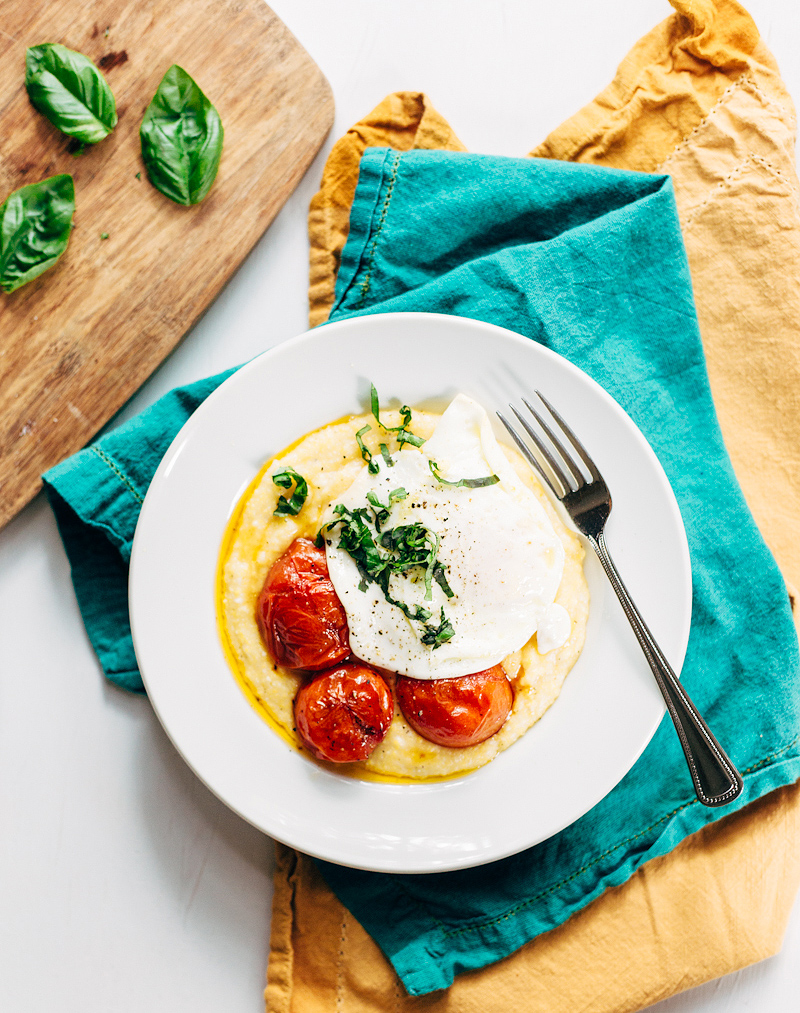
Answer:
[498,392,743,808]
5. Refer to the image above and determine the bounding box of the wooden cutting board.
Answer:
[0,0,333,530]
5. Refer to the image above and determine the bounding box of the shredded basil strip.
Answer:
[419,608,455,648]
[370,384,381,423]
[429,459,500,489]
[369,382,426,449]
[272,467,308,517]
[379,443,393,468]
[140,65,223,206]
[366,487,407,532]
[324,502,454,647]
[423,530,441,601]
[433,564,455,599]
[0,174,75,293]
[25,44,118,145]
[355,424,380,474]
[396,428,425,448]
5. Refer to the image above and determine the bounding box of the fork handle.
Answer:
[590,531,744,808]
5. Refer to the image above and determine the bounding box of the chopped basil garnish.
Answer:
[324,501,454,648]
[328,386,462,646]
[370,384,380,423]
[370,383,425,449]
[272,467,308,517]
[355,424,379,474]
[378,523,446,602]
[366,487,407,531]
[397,429,425,449]
[328,504,384,591]
[433,564,454,599]
[429,459,500,489]
[419,608,455,648]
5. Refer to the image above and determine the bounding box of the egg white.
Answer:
[324,394,571,678]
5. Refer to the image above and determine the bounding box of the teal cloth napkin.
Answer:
[43,148,800,996]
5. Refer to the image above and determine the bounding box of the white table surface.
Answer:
[2,1,799,1009]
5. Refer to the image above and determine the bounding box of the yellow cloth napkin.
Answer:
[307,92,466,328]
[267,1,800,1008]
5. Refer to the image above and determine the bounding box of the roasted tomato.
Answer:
[396,665,513,748]
[294,663,394,763]
[256,538,350,671]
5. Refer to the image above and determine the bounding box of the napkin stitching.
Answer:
[683,153,800,230]
[335,910,347,1011]
[681,159,750,230]
[437,803,693,937]
[657,75,791,173]
[657,75,747,169]
[748,154,799,192]
[90,447,144,505]
[354,151,401,309]
[436,736,800,938]
[736,75,795,122]
[742,734,800,775]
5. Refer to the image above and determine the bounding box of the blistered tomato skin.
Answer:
[256,538,350,671]
[396,665,513,748]
[294,663,394,763]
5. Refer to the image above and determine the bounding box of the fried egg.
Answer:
[324,394,571,678]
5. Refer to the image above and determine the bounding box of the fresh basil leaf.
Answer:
[429,459,500,488]
[140,65,223,206]
[25,43,117,145]
[379,443,393,468]
[272,467,308,516]
[0,174,74,293]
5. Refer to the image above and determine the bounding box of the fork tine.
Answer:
[535,390,601,482]
[496,411,560,498]
[521,397,585,490]
[508,404,574,495]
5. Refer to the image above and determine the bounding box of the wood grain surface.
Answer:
[0,0,333,529]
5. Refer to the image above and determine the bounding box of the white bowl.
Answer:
[129,312,691,873]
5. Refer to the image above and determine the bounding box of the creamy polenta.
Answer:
[217,410,589,780]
